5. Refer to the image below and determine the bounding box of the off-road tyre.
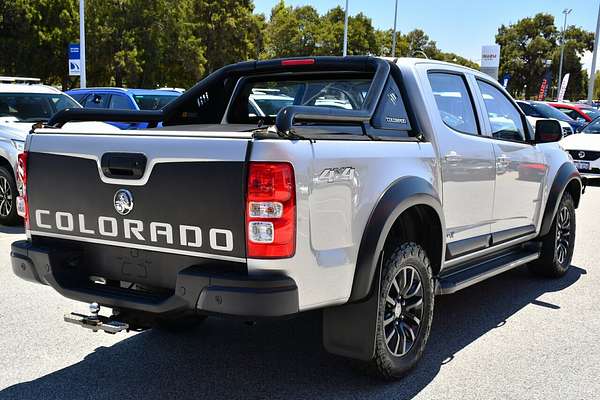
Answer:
[370,242,435,380]
[528,192,576,278]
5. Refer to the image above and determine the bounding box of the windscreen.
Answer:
[581,107,600,120]
[133,94,179,110]
[531,102,573,122]
[582,117,600,134]
[228,75,372,124]
[0,93,79,122]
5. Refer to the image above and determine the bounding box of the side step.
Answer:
[436,245,541,295]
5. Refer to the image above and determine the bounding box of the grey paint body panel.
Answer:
[20,58,578,312]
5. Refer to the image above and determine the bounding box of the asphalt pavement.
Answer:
[1,188,600,400]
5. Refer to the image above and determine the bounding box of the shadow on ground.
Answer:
[0,265,586,400]
[0,225,24,235]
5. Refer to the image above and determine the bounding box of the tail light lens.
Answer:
[246,162,296,258]
[16,151,29,226]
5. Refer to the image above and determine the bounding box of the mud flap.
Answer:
[322,260,382,361]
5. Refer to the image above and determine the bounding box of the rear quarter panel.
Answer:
[248,139,438,310]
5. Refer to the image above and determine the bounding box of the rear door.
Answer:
[474,79,546,241]
[421,67,496,258]
[26,132,250,263]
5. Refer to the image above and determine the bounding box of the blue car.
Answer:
[65,88,182,129]
[516,100,587,133]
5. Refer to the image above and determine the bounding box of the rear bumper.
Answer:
[11,240,299,318]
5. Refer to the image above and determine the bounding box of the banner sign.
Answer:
[481,45,501,80]
[538,69,553,101]
[557,73,570,102]
[502,73,511,88]
[68,43,81,76]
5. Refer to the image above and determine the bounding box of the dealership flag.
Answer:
[557,73,570,102]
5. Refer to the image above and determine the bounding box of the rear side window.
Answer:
[477,80,525,142]
[428,73,478,135]
[83,94,109,109]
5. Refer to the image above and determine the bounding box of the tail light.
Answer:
[246,162,296,258]
[16,151,29,226]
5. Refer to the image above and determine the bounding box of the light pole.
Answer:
[79,0,86,88]
[587,3,600,104]
[557,8,572,96]
[391,0,399,57]
[343,0,349,56]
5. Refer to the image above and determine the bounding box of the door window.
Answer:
[428,73,478,135]
[83,93,109,109]
[109,94,133,110]
[477,80,526,142]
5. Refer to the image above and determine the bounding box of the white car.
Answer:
[560,117,600,182]
[0,78,119,225]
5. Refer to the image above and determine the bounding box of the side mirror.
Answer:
[535,119,562,143]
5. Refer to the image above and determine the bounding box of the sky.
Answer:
[254,0,599,72]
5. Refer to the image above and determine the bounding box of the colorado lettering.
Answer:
[33,209,234,252]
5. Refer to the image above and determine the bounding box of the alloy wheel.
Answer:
[555,205,571,265]
[0,176,12,217]
[383,265,424,357]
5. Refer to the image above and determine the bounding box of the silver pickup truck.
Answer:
[11,57,581,379]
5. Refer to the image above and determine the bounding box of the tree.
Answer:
[263,1,320,58]
[550,26,594,100]
[496,13,593,99]
[0,0,79,88]
[191,0,264,74]
[316,6,345,56]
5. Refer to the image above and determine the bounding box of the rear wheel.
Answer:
[0,167,19,226]
[370,242,435,380]
[528,192,576,278]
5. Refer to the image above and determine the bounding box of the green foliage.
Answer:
[3,1,591,94]
[496,13,593,100]
[0,0,79,88]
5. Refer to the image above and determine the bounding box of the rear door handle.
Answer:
[444,151,462,163]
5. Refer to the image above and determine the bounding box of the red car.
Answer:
[548,102,600,123]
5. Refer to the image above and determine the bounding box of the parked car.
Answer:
[516,100,581,135]
[12,57,580,379]
[0,79,119,225]
[65,88,181,129]
[560,116,600,183]
[548,102,600,124]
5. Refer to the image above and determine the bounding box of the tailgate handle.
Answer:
[101,153,147,180]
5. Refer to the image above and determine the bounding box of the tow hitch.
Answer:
[64,303,129,334]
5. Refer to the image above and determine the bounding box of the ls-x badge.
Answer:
[114,189,134,215]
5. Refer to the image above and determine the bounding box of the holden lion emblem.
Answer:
[578,151,586,159]
[114,189,134,216]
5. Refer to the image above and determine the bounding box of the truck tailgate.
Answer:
[26,133,249,263]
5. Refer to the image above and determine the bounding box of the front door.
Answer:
[475,79,546,242]
[424,70,496,258]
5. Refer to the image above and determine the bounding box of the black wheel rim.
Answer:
[555,205,571,265]
[0,176,12,217]
[383,265,424,357]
